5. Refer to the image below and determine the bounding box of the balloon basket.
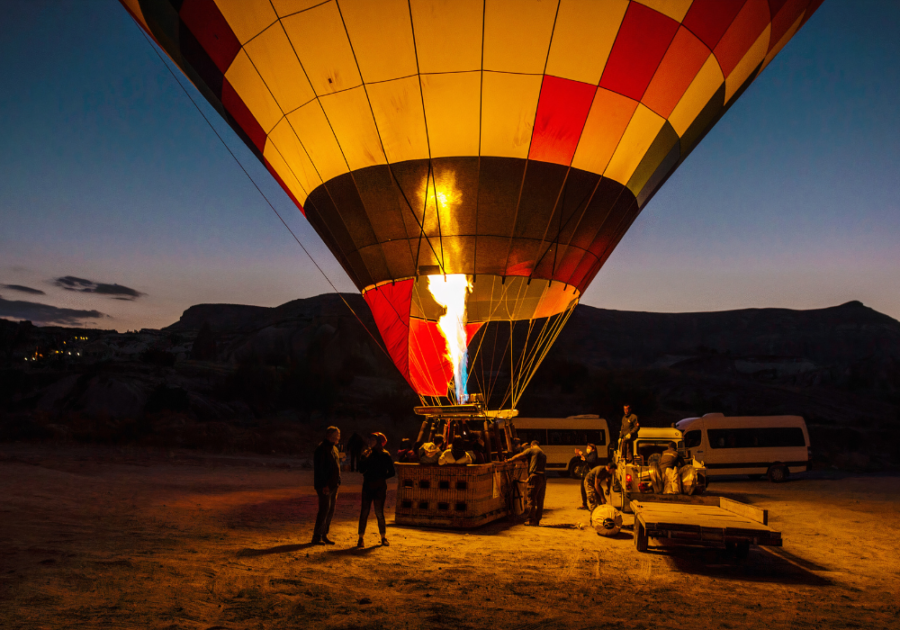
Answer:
[394,460,527,529]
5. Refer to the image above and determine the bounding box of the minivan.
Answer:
[675,413,811,482]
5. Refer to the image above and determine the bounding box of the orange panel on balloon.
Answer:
[528,77,596,166]
[642,27,711,119]
[571,89,638,176]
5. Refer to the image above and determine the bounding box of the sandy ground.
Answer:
[1,445,898,630]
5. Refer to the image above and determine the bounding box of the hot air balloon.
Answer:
[120,0,823,410]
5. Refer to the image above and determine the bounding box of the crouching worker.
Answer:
[357,432,395,548]
[584,462,617,512]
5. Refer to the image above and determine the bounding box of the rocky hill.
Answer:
[2,296,898,469]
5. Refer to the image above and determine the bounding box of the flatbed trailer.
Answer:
[631,494,782,555]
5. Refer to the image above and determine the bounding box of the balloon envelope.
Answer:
[120,0,822,398]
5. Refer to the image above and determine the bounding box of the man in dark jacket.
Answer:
[509,440,548,526]
[312,426,341,545]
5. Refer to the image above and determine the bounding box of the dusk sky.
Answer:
[1,0,899,332]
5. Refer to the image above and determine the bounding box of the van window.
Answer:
[684,430,702,448]
[707,427,805,449]
[547,429,607,446]
[516,429,547,445]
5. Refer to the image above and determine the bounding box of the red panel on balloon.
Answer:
[768,0,809,51]
[363,280,414,388]
[715,0,771,78]
[179,0,240,73]
[408,320,483,397]
[682,0,746,51]
[599,3,679,102]
[528,77,596,166]
[222,78,267,154]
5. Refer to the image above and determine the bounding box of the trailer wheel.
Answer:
[634,520,648,552]
[767,464,789,483]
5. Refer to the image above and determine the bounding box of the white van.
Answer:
[508,415,610,476]
[675,413,811,482]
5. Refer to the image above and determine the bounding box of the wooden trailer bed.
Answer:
[631,495,782,554]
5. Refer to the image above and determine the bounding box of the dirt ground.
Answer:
[1,445,898,630]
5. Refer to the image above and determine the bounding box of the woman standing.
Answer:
[357,432,395,548]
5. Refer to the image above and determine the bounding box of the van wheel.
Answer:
[767,464,789,483]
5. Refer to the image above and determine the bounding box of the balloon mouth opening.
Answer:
[602,519,617,529]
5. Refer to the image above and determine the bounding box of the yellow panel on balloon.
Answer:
[339,0,418,84]
[265,117,322,197]
[633,0,692,22]
[286,100,348,183]
[481,72,543,159]
[319,86,386,172]
[604,105,665,186]
[367,76,429,164]
[225,50,283,133]
[214,0,276,45]
[409,0,483,73]
[244,23,316,115]
[263,133,310,207]
[760,12,805,75]
[282,1,362,96]
[571,88,638,176]
[725,25,770,103]
[668,55,724,137]
[420,71,481,159]
[483,0,559,74]
[545,0,628,85]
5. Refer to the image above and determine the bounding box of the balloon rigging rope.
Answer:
[133,24,394,364]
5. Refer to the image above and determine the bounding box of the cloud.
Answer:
[53,276,145,300]
[2,284,46,295]
[0,295,109,327]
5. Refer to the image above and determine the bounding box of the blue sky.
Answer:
[1,0,898,331]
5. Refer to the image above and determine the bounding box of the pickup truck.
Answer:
[609,427,708,514]
[609,427,783,556]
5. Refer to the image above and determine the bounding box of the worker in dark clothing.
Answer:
[619,404,640,462]
[584,462,617,511]
[577,443,600,509]
[658,442,683,471]
[347,432,365,472]
[508,440,547,526]
[357,432,396,548]
[312,426,341,545]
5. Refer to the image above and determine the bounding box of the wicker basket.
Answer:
[395,461,526,529]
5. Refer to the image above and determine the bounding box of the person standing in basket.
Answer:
[508,440,547,526]
[312,426,341,545]
[357,432,396,548]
